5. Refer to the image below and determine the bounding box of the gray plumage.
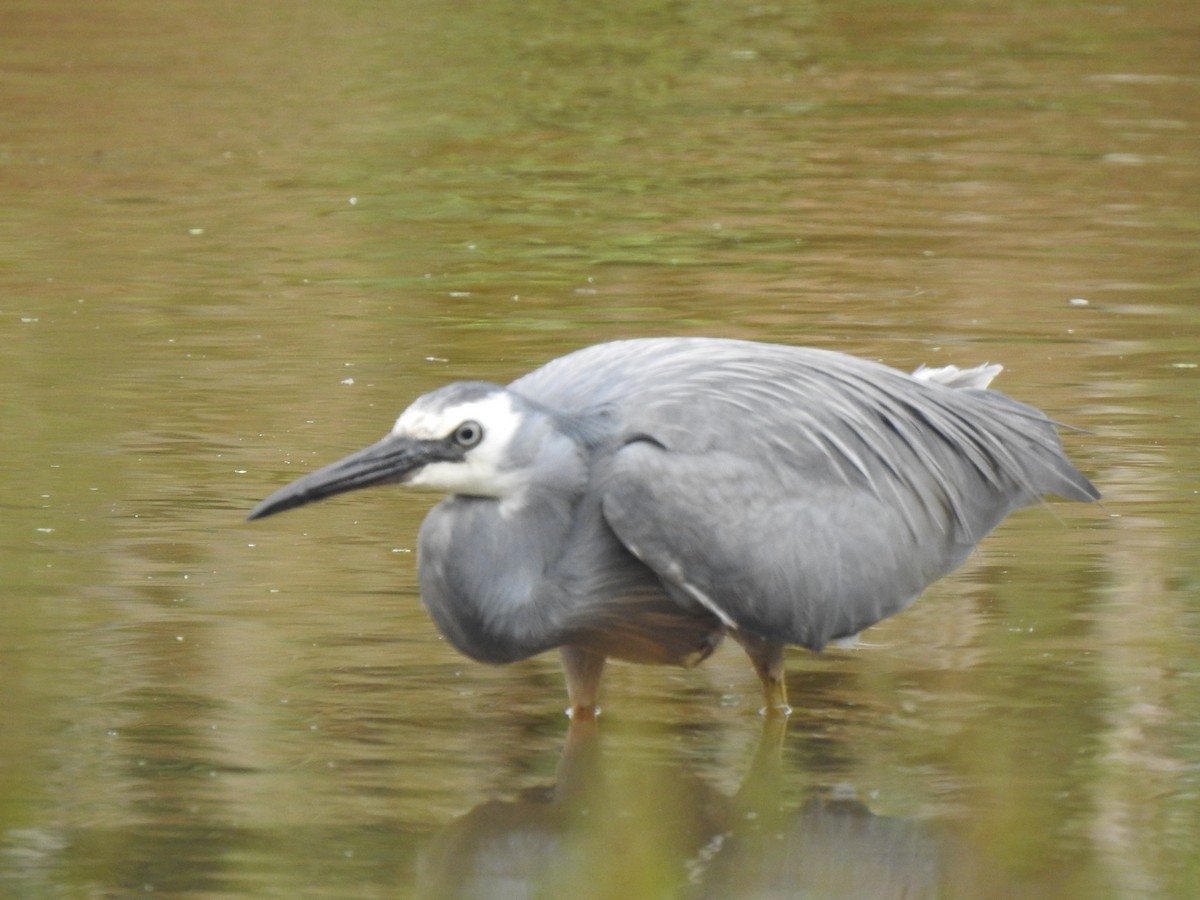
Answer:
[248,337,1098,717]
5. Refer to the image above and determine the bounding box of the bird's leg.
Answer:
[732,632,792,716]
[560,646,606,721]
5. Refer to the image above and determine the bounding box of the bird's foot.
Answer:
[565,704,601,721]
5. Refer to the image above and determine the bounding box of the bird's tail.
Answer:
[970,390,1101,504]
[912,361,1098,504]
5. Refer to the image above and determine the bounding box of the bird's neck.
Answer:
[416,487,580,664]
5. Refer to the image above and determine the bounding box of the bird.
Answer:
[247,337,1098,719]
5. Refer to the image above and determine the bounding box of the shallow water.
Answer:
[2,0,1197,897]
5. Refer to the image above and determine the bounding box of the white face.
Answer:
[391,390,527,498]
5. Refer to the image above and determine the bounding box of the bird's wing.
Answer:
[514,338,1095,650]
[600,437,952,651]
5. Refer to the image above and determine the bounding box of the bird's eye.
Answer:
[452,420,483,448]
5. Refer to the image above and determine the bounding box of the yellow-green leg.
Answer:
[560,645,606,721]
[732,632,792,716]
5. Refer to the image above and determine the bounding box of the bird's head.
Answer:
[246,382,573,521]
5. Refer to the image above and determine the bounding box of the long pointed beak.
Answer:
[246,434,451,521]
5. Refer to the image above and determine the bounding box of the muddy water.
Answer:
[1,0,1197,897]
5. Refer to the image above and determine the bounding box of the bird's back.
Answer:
[512,337,1096,513]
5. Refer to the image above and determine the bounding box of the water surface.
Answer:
[1,1,1197,897]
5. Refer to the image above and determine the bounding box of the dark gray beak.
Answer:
[246,434,458,521]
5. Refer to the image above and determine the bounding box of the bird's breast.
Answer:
[413,492,722,667]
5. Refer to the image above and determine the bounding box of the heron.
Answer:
[248,337,1098,719]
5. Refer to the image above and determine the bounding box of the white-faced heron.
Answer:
[248,337,1098,718]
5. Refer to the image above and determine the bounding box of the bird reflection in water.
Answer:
[416,718,945,899]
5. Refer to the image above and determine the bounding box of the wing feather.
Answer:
[509,338,1097,649]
